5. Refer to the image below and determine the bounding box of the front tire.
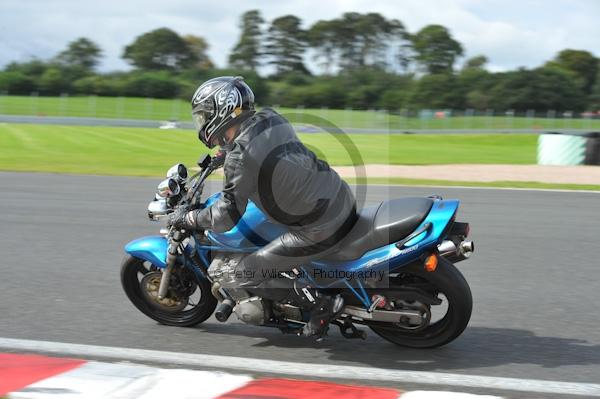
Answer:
[120,255,217,327]
[369,257,472,348]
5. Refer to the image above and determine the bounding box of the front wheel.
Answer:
[369,257,472,348]
[120,255,217,327]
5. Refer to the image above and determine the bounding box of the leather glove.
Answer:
[168,207,196,230]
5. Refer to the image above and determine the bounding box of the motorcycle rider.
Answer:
[169,76,357,338]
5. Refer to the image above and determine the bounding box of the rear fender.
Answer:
[124,235,168,269]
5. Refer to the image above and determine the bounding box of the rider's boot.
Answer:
[301,291,344,340]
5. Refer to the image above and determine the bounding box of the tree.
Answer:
[39,68,68,95]
[458,67,495,109]
[589,69,600,110]
[183,35,214,70]
[4,59,49,79]
[488,67,585,111]
[228,10,264,70]
[73,75,120,96]
[122,72,180,98]
[0,71,35,94]
[412,25,463,74]
[56,37,102,72]
[457,55,493,109]
[264,15,308,75]
[463,55,488,70]
[547,49,598,94]
[408,73,463,109]
[356,14,405,69]
[122,28,196,71]
[308,20,340,74]
[396,32,415,74]
[317,13,406,72]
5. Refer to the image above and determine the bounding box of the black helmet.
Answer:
[191,76,255,148]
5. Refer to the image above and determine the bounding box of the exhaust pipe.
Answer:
[459,241,475,258]
[437,240,457,256]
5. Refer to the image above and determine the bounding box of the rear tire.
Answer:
[120,255,217,327]
[369,257,472,348]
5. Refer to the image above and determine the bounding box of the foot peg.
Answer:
[334,316,367,340]
[215,299,234,322]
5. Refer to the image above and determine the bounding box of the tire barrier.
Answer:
[584,133,600,165]
[537,132,600,166]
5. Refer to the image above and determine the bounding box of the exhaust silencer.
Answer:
[438,240,475,262]
[459,241,475,257]
[437,240,457,256]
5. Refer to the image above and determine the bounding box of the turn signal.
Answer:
[424,254,438,272]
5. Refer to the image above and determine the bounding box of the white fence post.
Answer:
[0,90,6,114]
[526,109,535,129]
[485,109,493,130]
[464,109,474,129]
[400,108,408,131]
[296,104,305,125]
[344,107,351,130]
[171,98,181,120]
[505,109,514,130]
[563,111,573,129]
[547,110,556,130]
[30,92,39,115]
[584,111,592,130]
[116,96,124,119]
[145,98,153,120]
[59,93,68,116]
[88,95,97,117]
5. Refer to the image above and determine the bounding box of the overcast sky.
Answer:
[1,0,599,73]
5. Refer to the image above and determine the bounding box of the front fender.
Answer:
[124,235,168,269]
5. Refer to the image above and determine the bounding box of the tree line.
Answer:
[1,10,599,112]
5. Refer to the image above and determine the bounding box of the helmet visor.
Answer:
[192,110,210,132]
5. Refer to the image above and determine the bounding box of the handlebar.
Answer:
[167,151,226,223]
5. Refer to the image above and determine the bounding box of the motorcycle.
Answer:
[121,152,474,347]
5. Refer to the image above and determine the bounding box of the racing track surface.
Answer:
[1,172,599,397]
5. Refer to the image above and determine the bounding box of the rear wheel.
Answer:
[120,255,217,327]
[369,257,472,348]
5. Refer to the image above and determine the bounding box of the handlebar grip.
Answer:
[212,151,226,168]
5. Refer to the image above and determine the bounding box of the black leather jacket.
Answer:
[191,108,355,234]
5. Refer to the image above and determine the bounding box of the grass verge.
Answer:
[0,123,537,177]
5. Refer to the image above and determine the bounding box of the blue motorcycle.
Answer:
[121,153,474,347]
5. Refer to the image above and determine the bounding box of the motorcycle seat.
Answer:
[322,198,434,262]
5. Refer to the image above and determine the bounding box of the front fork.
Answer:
[158,230,185,300]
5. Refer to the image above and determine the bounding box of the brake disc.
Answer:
[140,271,188,312]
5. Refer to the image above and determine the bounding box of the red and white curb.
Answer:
[1,353,500,399]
